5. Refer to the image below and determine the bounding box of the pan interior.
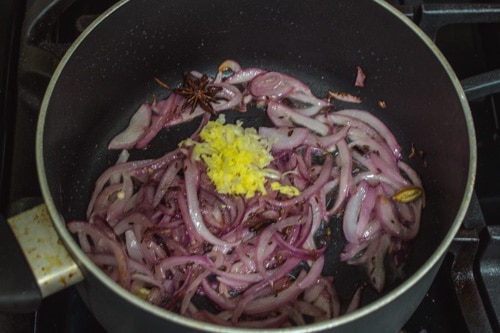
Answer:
[40,0,472,322]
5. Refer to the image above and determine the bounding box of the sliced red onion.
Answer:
[125,229,143,262]
[305,125,349,151]
[355,186,377,239]
[248,72,294,99]
[366,234,391,292]
[286,91,331,117]
[258,127,309,151]
[70,61,424,328]
[108,103,152,150]
[241,272,306,315]
[345,284,365,313]
[224,67,266,84]
[267,101,329,135]
[153,159,183,207]
[298,256,324,289]
[328,91,362,103]
[340,240,368,263]
[336,109,402,159]
[135,93,180,149]
[266,155,333,208]
[184,158,239,249]
[68,221,130,288]
[375,195,421,240]
[211,82,243,112]
[342,181,369,243]
[327,140,352,216]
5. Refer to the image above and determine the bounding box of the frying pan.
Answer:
[0,0,476,332]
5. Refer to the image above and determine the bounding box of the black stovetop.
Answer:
[1,1,499,332]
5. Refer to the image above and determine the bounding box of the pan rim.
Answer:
[35,0,477,331]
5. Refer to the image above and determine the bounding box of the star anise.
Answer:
[174,72,223,115]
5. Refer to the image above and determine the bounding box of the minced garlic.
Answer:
[183,115,299,198]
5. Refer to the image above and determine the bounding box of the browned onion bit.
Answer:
[154,77,170,90]
[409,143,417,159]
[378,100,387,109]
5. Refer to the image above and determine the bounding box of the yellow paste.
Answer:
[183,115,299,198]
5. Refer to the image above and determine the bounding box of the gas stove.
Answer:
[1,1,499,332]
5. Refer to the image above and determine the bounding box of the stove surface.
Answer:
[1,1,499,332]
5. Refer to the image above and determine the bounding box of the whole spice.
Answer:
[392,186,423,203]
[174,72,223,115]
